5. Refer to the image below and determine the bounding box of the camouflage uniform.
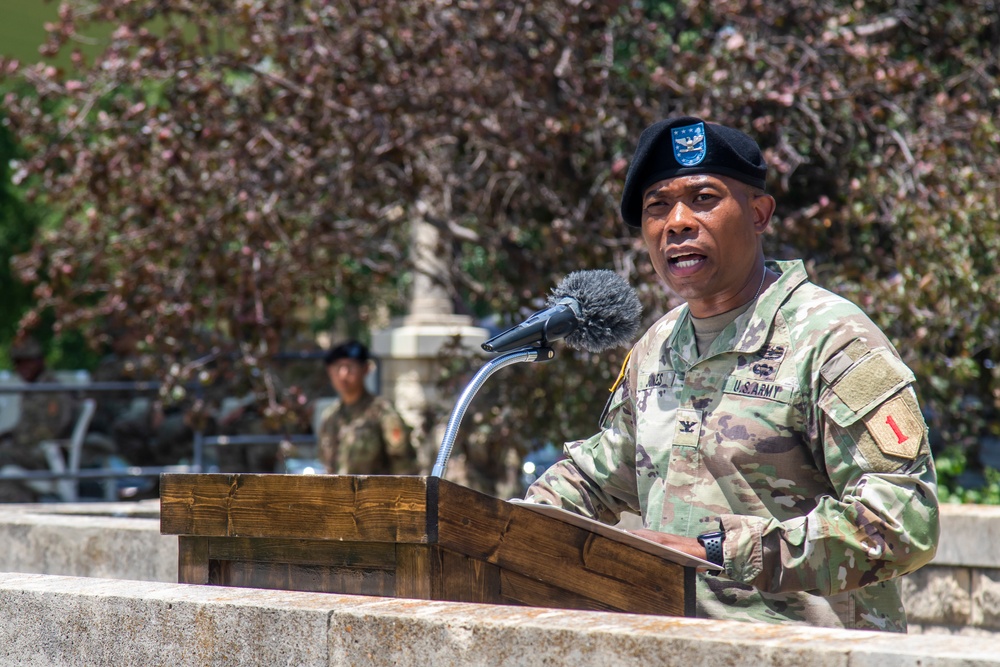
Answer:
[7,370,76,451]
[0,370,77,502]
[526,260,939,631]
[318,392,416,475]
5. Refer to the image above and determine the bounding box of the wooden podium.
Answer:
[160,474,695,617]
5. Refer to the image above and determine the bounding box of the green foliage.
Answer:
[935,447,1000,505]
[0,107,39,365]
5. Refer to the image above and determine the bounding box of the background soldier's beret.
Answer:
[9,335,43,361]
[620,116,768,227]
[324,340,370,366]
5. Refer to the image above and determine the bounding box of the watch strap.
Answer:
[697,531,725,569]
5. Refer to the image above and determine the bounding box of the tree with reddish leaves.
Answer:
[2,1,998,494]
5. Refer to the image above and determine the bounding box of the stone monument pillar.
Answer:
[371,216,489,475]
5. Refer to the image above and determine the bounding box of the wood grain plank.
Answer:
[395,544,432,599]
[498,569,622,612]
[433,548,502,604]
[160,474,430,543]
[436,481,689,616]
[212,559,395,596]
[177,536,209,584]
[207,537,396,569]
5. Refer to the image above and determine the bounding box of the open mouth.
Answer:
[669,253,706,271]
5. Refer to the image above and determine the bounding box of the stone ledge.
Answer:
[936,503,1000,568]
[2,500,1000,641]
[0,573,330,667]
[0,499,160,517]
[0,503,175,582]
[1,573,998,667]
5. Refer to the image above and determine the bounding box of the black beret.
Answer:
[324,340,370,366]
[620,116,768,227]
[10,335,43,361]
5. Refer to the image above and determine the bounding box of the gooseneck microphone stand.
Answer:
[431,345,554,478]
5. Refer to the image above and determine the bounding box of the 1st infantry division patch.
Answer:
[863,394,923,460]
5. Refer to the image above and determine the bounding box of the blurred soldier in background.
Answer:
[0,335,77,502]
[318,340,417,475]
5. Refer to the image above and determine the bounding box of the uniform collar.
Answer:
[338,390,374,415]
[668,259,809,363]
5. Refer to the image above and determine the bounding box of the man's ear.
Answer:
[750,192,776,233]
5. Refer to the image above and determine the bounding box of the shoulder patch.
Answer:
[863,393,924,460]
[830,348,913,413]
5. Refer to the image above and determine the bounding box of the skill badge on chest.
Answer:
[673,408,703,446]
[740,343,787,381]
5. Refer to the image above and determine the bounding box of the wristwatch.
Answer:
[697,530,725,569]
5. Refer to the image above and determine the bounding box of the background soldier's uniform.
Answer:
[526,260,939,631]
[318,392,416,475]
[0,370,77,502]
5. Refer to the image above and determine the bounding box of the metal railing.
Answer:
[0,378,319,500]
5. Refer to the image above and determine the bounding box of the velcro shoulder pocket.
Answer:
[818,347,915,427]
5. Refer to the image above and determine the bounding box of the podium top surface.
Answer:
[161,473,434,543]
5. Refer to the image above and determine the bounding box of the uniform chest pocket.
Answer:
[340,419,384,462]
[635,370,692,450]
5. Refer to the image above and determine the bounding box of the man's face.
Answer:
[13,357,44,383]
[640,173,774,316]
[326,358,367,403]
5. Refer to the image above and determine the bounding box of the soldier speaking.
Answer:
[523,116,939,632]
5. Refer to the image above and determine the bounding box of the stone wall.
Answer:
[900,503,1000,636]
[0,500,175,583]
[2,572,999,667]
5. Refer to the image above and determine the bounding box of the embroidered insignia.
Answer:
[673,408,702,446]
[863,394,923,460]
[671,122,707,166]
[752,363,775,378]
[726,378,787,402]
[760,345,786,361]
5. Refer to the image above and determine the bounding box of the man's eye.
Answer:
[645,201,669,213]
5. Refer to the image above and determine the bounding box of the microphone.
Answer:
[482,270,642,354]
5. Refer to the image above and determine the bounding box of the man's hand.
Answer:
[629,528,709,561]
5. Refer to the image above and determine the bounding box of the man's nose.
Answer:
[665,202,696,235]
